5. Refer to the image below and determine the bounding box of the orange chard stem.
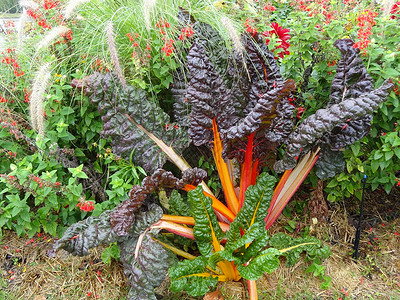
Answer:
[248,280,258,300]
[160,214,230,232]
[250,158,259,186]
[183,184,235,222]
[211,119,240,215]
[267,168,292,218]
[239,132,255,208]
[265,150,320,230]
[151,220,195,240]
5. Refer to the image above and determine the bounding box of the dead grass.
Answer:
[0,231,127,299]
[0,205,399,300]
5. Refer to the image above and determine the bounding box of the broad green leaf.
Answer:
[269,233,331,266]
[169,256,218,297]
[226,173,276,247]
[237,248,281,280]
[169,190,190,216]
[188,187,224,257]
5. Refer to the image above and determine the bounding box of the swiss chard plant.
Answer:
[54,14,393,299]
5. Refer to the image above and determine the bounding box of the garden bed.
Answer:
[1,188,399,300]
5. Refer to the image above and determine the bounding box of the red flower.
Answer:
[244,18,258,36]
[77,198,95,212]
[390,2,400,19]
[264,3,276,11]
[328,60,336,67]
[179,26,194,40]
[161,39,175,56]
[43,0,57,9]
[296,107,305,119]
[262,22,291,58]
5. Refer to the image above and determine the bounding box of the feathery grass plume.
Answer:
[64,0,91,19]
[220,16,244,55]
[19,0,39,10]
[106,21,127,89]
[17,9,28,47]
[30,62,52,139]
[37,26,70,51]
[143,0,156,30]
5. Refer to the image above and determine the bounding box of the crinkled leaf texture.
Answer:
[71,72,189,174]
[269,232,332,267]
[275,39,394,176]
[188,186,224,257]
[185,33,295,167]
[237,247,281,280]
[55,203,166,300]
[169,256,218,297]
[173,9,230,129]
[226,172,276,249]
[55,168,206,300]
[111,168,204,236]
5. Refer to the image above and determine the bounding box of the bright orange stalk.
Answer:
[211,119,240,215]
[239,132,255,208]
[183,184,236,222]
[151,220,195,239]
[248,280,258,300]
[160,214,230,232]
[265,149,320,229]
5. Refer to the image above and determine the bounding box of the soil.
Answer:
[0,186,399,300]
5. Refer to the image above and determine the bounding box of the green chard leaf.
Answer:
[188,186,224,257]
[226,172,276,247]
[237,248,281,280]
[269,233,331,266]
[168,190,191,216]
[169,256,218,297]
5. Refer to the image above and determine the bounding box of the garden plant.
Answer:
[0,0,399,299]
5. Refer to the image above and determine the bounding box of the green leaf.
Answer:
[169,190,190,216]
[326,180,338,188]
[68,164,88,179]
[101,243,120,264]
[20,210,31,223]
[350,143,360,156]
[60,107,74,115]
[269,233,331,266]
[237,248,281,280]
[374,151,383,160]
[169,256,218,297]
[188,187,224,257]
[384,151,394,161]
[226,173,276,248]
[371,160,379,173]
[394,148,400,159]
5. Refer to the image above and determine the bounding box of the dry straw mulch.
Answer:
[0,231,127,299]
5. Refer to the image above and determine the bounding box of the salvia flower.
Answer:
[161,39,175,56]
[76,197,95,212]
[264,3,276,11]
[391,2,400,19]
[179,26,194,41]
[262,22,291,59]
